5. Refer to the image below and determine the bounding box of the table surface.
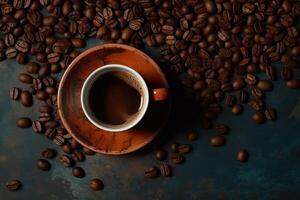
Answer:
[1,39,300,200]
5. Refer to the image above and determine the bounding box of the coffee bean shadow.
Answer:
[131,80,201,156]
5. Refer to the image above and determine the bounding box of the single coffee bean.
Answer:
[225,95,236,107]
[286,80,300,89]
[251,87,264,98]
[38,64,51,77]
[71,38,86,48]
[171,154,185,164]
[26,62,40,74]
[45,128,57,139]
[170,143,179,153]
[9,87,21,100]
[231,104,243,115]
[216,124,230,134]
[155,149,167,161]
[89,179,104,191]
[39,105,52,113]
[265,108,277,120]
[160,164,172,177]
[291,46,300,56]
[53,134,65,146]
[257,80,273,91]
[72,167,85,178]
[178,144,192,154]
[6,180,21,191]
[36,90,49,100]
[39,113,51,122]
[265,66,276,81]
[83,147,95,155]
[41,148,56,159]
[16,53,27,64]
[237,149,249,162]
[232,77,245,90]
[59,155,73,167]
[72,151,85,162]
[186,130,198,141]
[16,117,32,128]
[15,40,29,53]
[252,111,266,124]
[47,52,60,63]
[250,99,265,111]
[210,135,225,147]
[18,73,33,84]
[245,74,257,85]
[62,143,73,154]
[145,167,159,178]
[32,120,43,133]
[238,90,248,103]
[20,91,33,107]
[36,159,51,171]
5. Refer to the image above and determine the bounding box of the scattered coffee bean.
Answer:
[178,144,192,154]
[72,167,85,178]
[231,104,243,115]
[36,90,49,100]
[252,111,266,124]
[186,130,198,141]
[72,151,85,162]
[171,154,185,164]
[59,155,73,167]
[36,159,51,171]
[160,164,172,177]
[16,117,32,128]
[62,143,73,154]
[170,143,179,153]
[210,135,225,147]
[53,134,65,146]
[286,80,300,89]
[6,180,21,191]
[237,149,249,163]
[18,73,33,84]
[41,148,56,159]
[9,87,21,100]
[257,80,273,92]
[89,179,104,191]
[39,105,52,113]
[155,149,167,161]
[265,108,277,121]
[145,167,159,178]
[20,91,33,107]
[216,124,229,135]
[32,120,43,133]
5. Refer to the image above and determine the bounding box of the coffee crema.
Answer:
[88,71,142,125]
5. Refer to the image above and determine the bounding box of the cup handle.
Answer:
[152,88,168,101]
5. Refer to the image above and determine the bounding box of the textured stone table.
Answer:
[1,39,300,200]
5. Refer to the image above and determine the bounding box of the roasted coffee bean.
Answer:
[252,111,266,124]
[45,120,57,129]
[225,95,236,107]
[39,105,52,113]
[53,134,65,146]
[265,108,277,120]
[18,73,33,84]
[178,144,192,154]
[251,87,263,98]
[155,149,167,161]
[216,124,229,135]
[59,155,73,167]
[41,148,56,159]
[160,164,172,177]
[4,34,15,47]
[83,147,95,155]
[47,52,60,63]
[33,78,43,90]
[45,128,57,139]
[265,66,276,81]
[204,0,217,13]
[71,38,86,48]
[36,159,51,171]
[257,80,273,92]
[286,80,300,89]
[36,52,47,63]
[245,74,257,85]
[16,53,27,64]
[42,76,55,87]
[16,117,32,128]
[291,46,300,56]
[171,154,185,164]
[210,135,225,147]
[72,151,85,162]
[145,167,159,178]
[186,130,198,141]
[232,77,245,90]
[15,40,29,53]
[32,120,43,133]
[89,179,104,191]
[26,62,40,74]
[238,90,248,103]
[6,180,21,191]
[231,104,243,115]
[250,99,265,111]
[237,149,249,162]
[20,91,33,107]
[36,90,49,100]
[39,112,51,122]
[62,143,73,154]
[9,87,21,100]
[170,143,179,153]
[72,167,85,178]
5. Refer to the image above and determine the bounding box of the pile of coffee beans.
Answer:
[1,0,300,192]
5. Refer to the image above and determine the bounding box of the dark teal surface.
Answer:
[1,39,300,200]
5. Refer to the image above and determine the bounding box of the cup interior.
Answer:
[81,64,149,132]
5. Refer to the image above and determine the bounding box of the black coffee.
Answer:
[88,71,142,125]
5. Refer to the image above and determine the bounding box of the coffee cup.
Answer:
[81,64,168,132]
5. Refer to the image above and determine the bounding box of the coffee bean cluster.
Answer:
[1,0,300,192]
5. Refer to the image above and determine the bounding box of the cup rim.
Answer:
[81,64,149,132]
